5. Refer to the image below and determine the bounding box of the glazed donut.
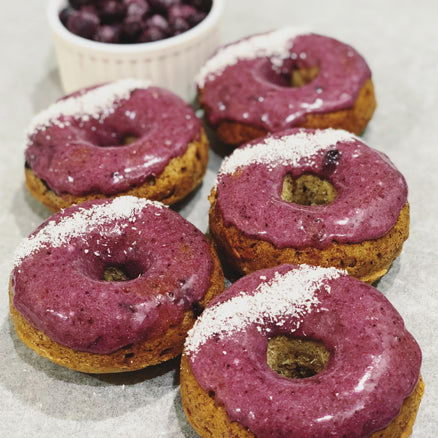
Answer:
[9,196,224,373]
[197,28,376,146]
[25,78,209,211]
[180,264,424,438]
[209,128,409,283]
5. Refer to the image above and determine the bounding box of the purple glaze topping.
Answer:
[198,29,371,132]
[214,128,408,249]
[185,264,422,438]
[25,79,202,196]
[11,196,214,354]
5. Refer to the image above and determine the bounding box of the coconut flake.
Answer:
[185,265,345,357]
[13,197,164,267]
[217,128,358,178]
[196,27,310,88]
[26,78,152,135]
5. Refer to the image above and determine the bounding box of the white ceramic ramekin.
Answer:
[47,0,223,101]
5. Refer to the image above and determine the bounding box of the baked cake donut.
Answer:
[25,78,209,211]
[197,28,376,146]
[181,264,424,438]
[9,196,224,373]
[209,128,409,283]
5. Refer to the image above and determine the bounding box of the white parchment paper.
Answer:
[1,1,437,436]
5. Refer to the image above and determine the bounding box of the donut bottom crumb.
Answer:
[9,244,224,374]
[25,128,209,212]
[180,353,424,438]
[209,192,409,284]
[201,79,376,147]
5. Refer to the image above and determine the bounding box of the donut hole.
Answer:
[281,173,337,205]
[76,231,152,282]
[262,61,320,88]
[78,252,149,283]
[121,134,139,145]
[102,261,146,282]
[93,129,141,147]
[267,336,330,379]
[290,65,320,88]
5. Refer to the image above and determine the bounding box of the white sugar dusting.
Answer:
[185,265,344,357]
[13,196,164,267]
[217,129,358,179]
[196,27,310,88]
[26,78,151,135]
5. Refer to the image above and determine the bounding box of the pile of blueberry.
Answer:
[59,0,212,44]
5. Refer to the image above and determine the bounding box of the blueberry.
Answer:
[145,14,170,32]
[121,14,144,42]
[68,0,92,9]
[94,24,121,43]
[187,10,206,26]
[59,6,76,25]
[98,0,127,24]
[169,16,189,35]
[149,0,180,16]
[67,10,100,39]
[80,4,98,14]
[168,4,196,20]
[322,149,341,174]
[138,26,167,42]
[124,0,150,17]
[183,0,211,13]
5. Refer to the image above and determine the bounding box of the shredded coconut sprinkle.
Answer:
[185,265,344,357]
[26,78,152,135]
[217,129,358,178]
[13,196,164,267]
[196,27,310,88]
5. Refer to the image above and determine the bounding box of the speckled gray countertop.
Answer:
[1,1,437,436]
